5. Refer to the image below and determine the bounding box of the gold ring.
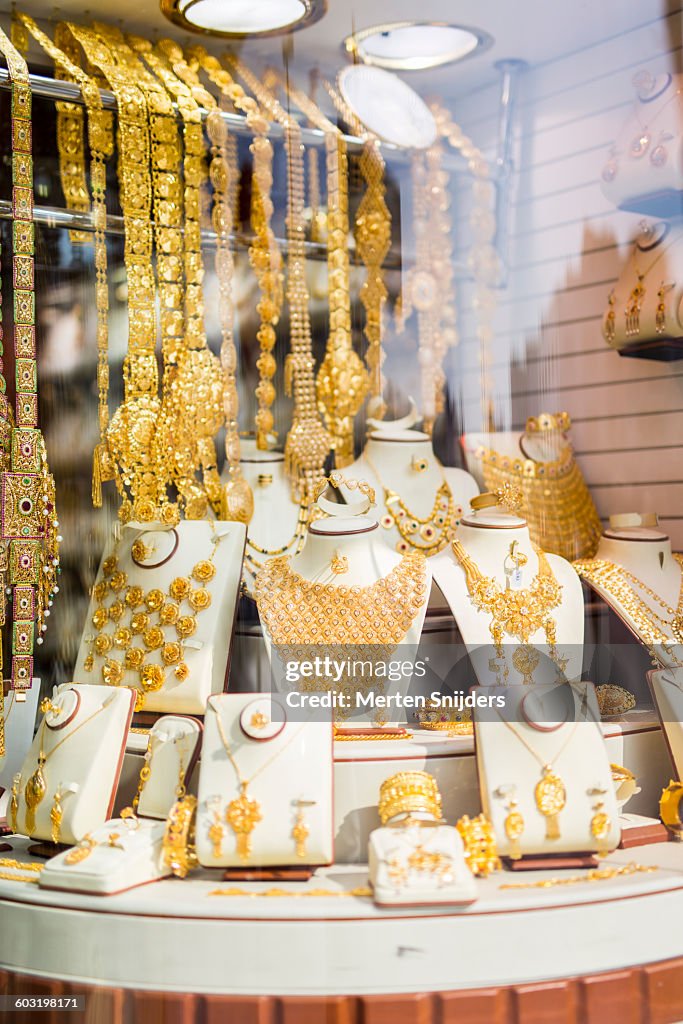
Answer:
[596,685,636,718]
[660,780,683,836]
[411,456,429,473]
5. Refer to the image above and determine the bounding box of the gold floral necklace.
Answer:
[362,451,459,556]
[255,551,428,645]
[84,529,223,708]
[574,555,683,645]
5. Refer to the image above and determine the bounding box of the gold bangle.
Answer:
[470,483,524,515]
[163,795,198,878]
[456,814,501,877]
[378,771,442,825]
[660,780,683,837]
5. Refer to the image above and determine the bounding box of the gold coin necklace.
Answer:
[24,697,111,835]
[208,699,310,863]
[494,710,579,841]
[84,528,224,708]
[362,451,459,555]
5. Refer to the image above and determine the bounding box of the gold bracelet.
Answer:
[596,685,636,718]
[470,484,524,515]
[163,795,198,878]
[660,780,683,837]
[456,814,501,877]
[378,771,442,825]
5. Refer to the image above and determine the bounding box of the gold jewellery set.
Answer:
[377,774,458,891]
[83,527,225,709]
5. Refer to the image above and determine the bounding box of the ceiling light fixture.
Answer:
[160,0,326,38]
[343,21,492,71]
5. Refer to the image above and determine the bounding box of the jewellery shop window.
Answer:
[1,2,683,994]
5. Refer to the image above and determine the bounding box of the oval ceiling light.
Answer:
[338,66,437,149]
[343,21,492,71]
[160,0,326,38]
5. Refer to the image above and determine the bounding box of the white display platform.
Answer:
[0,838,682,995]
[117,717,671,864]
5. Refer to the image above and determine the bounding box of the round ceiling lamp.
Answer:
[343,21,492,71]
[160,0,326,38]
[338,65,437,150]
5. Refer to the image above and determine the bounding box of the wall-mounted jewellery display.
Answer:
[196,694,333,868]
[473,684,621,859]
[11,683,134,845]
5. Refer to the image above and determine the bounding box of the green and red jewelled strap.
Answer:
[0,26,60,693]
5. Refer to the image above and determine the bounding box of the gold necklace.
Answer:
[475,413,602,561]
[84,528,223,708]
[24,697,112,834]
[494,711,580,840]
[229,57,331,501]
[208,699,309,862]
[254,550,428,644]
[243,503,311,582]
[363,451,459,556]
[573,555,683,645]
[279,75,369,466]
[324,82,391,419]
[452,539,563,648]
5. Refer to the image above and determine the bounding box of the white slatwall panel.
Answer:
[449,4,683,547]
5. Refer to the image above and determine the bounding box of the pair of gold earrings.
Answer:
[207,798,316,860]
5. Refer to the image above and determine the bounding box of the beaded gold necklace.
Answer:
[574,555,683,646]
[84,531,223,709]
[362,452,459,556]
[255,551,428,645]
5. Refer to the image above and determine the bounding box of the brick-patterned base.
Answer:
[3,958,683,1024]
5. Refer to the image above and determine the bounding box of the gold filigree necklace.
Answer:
[362,452,459,556]
[254,550,428,644]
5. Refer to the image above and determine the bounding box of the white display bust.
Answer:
[431,506,584,684]
[236,439,307,593]
[341,429,479,555]
[577,517,683,667]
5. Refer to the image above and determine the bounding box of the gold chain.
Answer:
[324,82,391,418]
[278,74,368,466]
[500,861,656,889]
[574,555,683,645]
[228,56,331,501]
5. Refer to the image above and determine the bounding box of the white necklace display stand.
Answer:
[73,520,246,714]
[431,508,584,686]
[237,440,308,593]
[257,513,431,730]
[13,684,135,847]
[577,524,683,663]
[196,694,333,871]
[135,716,202,821]
[342,430,479,554]
[368,812,476,907]
[0,681,40,823]
[474,683,621,861]
[649,667,683,781]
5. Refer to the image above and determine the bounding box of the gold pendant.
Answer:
[24,756,47,836]
[208,816,224,859]
[226,783,262,863]
[591,810,611,856]
[534,765,566,840]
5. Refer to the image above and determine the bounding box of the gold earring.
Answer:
[50,787,64,845]
[107,832,125,850]
[207,797,224,858]
[411,456,429,473]
[40,697,63,717]
[10,774,21,834]
[330,550,349,575]
[131,538,157,563]
[588,785,611,857]
[292,799,316,859]
[496,785,524,861]
[250,711,269,730]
